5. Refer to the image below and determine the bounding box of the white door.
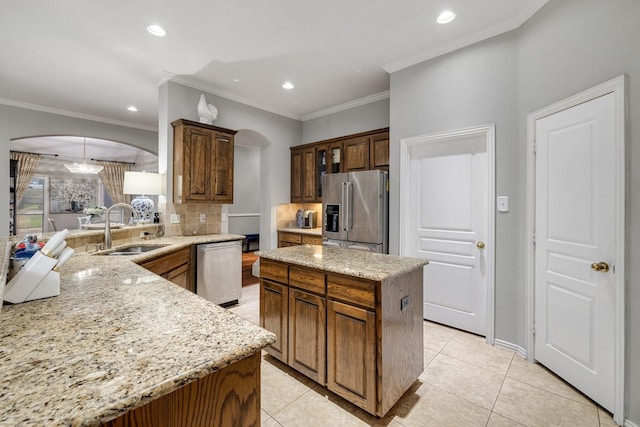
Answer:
[401,127,494,336]
[534,93,617,411]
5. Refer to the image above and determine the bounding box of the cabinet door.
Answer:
[289,289,326,384]
[327,299,376,414]
[343,136,370,172]
[164,263,190,290]
[370,131,389,170]
[302,147,316,202]
[290,148,303,202]
[260,279,289,363]
[212,132,234,203]
[184,127,213,201]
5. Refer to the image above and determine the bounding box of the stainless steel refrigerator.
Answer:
[322,170,389,253]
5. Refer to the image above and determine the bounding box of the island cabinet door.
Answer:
[260,279,289,363]
[327,299,377,415]
[288,288,326,384]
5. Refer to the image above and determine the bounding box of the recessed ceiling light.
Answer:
[437,10,456,24]
[146,24,166,37]
[282,81,294,90]
[127,105,138,112]
[233,78,240,83]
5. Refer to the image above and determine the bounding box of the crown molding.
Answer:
[168,76,303,121]
[0,98,157,132]
[383,0,548,73]
[302,91,390,121]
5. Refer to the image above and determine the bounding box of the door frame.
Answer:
[525,75,625,423]
[399,124,496,344]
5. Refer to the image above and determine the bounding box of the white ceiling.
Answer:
[10,136,146,163]
[0,0,547,130]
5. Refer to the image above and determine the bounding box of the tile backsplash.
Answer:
[162,202,222,237]
[276,203,322,229]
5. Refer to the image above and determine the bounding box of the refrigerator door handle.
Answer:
[341,182,348,231]
[345,181,353,231]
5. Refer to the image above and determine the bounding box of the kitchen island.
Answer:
[0,235,275,426]
[257,244,427,417]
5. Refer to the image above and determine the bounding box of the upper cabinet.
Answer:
[172,119,237,204]
[290,128,389,203]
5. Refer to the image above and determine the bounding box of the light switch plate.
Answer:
[200,213,206,223]
[170,214,180,223]
[497,196,509,213]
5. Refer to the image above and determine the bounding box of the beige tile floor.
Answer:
[228,283,617,427]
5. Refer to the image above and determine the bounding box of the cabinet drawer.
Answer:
[138,247,190,276]
[290,266,325,295]
[327,273,376,310]
[301,234,322,245]
[279,232,303,244]
[260,258,288,284]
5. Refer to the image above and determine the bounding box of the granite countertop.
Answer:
[277,227,323,236]
[257,245,428,282]
[0,234,275,426]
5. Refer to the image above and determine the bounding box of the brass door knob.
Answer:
[591,262,610,272]
[477,242,485,249]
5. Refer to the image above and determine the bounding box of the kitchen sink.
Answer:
[103,244,169,256]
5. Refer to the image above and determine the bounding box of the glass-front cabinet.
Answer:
[316,142,342,199]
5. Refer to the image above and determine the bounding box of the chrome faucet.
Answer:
[104,203,139,249]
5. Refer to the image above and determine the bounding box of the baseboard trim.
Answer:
[624,419,638,427]
[494,339,526,359]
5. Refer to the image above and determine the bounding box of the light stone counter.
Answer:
[0,234,275,426]
[257,244,428,281]
[277,227,322,236]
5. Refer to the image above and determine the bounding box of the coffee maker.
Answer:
[302,210,316,228]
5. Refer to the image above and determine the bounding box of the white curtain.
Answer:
[10,151,41,204]
[99,161,131,204]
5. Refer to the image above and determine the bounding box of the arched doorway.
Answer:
[9,135,157,235]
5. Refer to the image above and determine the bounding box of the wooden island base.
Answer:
[102,352,261,427]
[258,247,426,417]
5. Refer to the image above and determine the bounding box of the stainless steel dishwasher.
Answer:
[196,240,242,307]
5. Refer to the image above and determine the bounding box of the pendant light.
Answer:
[64,137,104,174]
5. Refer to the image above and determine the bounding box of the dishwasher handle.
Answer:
[198,241,241,252]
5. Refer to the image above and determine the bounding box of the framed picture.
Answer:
[49,177,98,214]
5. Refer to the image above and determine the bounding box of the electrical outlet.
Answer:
[401,295,410,311]
[200,213,206,223]
[170,214,180,224]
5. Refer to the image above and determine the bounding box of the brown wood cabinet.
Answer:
[102,351,261,427]
[278,231,322,248]
[290,128,389,202]
[343,136,370,171]
[137,246,195,293]
[327,299,376,414]
[172,119,237,204]
[259,255,423,417]
[290,146,317,203]
[260,278,288,363]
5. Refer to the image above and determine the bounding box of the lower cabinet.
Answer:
[288,288,326,384]
[260,258,387,416]
[138,247,195,292]
[260,279,288,363]
[277,231,322,248]
[327,299,376,414]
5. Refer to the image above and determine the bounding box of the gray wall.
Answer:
[389,32,520,342]
[159,81,302,249]
[517,0,639,421]
[389,0,639,422]
[302,98,390,143]
[228,145,260,236]
[0,104,158,237]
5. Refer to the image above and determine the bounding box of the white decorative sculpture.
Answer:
[197,94,218,124]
